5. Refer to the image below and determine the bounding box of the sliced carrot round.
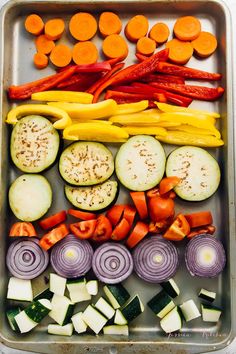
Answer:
[25,14,44,35]
[191,31,217,58]
[44,18,65,40]
[165,38,193,65]
[136,36,156,56]
[49,44,72,67]
[69,12,97,41]
[174,16,201,41]
[99,12,122,37]
[149,22,170,44]
[72,41,98,65]
[33,52,48,69]
[125,15,149,42]
[102,34,128,59]
[35,34,55,54]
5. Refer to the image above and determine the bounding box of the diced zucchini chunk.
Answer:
[49,294,74,325]
[72,312,87,334]
[121,295,144,323]
[50,273,66,296]
[7,277,33,302]
[82,305,107,334]
[161,278,180,298]
[48,323,73,336]
[103,283,130,309]
[103,325,129,335]
[67,278,91,303]
[147,290,175,319]
[180,300,201,322]
[86,280,98,296]
[198,288,216,302]
[114,309,128,325]
[160,306,182,334]
[201,304,222,322]
[95,297,115,320]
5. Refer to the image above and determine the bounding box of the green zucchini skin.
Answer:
[121,295,144,323]
[6,307,22,332]
[33,288,53,302]
[103,284,130,309]
[25,300,51,323]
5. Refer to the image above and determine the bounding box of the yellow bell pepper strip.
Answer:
[109,111,161,125]
[47,99,117,120]
[158,112,216,130]
[72,120,113,125]
[155,102,220,118]
[63,122,129,142]
[113,100,149,115]
[168,124,221,139]
[31,91,93,104]
[156,131,224,147]
[122,126,167,136]
[6,104,72,129]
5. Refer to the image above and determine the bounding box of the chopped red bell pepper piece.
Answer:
[39,223,69,251]
[9,222,37,237]
[111,218,131,241]
[184,211,213,228]
[39,210,67,230]
[130,191,148,220]
[187,225,216,239]
[135,53,149,62]
[159,176,181,196]
[67,209,97,220]
[106,204,126,226]
[123,205,136,226]
[126,221,149,248]
[105,90,167,103]
[156,61,222,81]
[163,214,190,241]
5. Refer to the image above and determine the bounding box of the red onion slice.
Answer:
[133,236,179,283]
[6,238,49,279]
[50,234,93,278]
[92,243,133,284]
[185,234,226,278]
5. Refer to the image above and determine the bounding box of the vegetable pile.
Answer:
[4,9,227,339]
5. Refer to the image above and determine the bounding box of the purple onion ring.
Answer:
[133,236,179,283]
[92,243,133,284]
[50,234,93,278]
[185,234,226,278]
[6,238,49,279]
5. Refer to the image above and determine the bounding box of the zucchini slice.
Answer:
[10,115,60,173]
[59,141,114,186]
[6,307,22,332]
[161,278,180,299]
[147,290,175,319]
[103,325,129,335]
[86,280,98,296]
[115,135,166,191]
[95,297,115,320]
[7,277,33,302]
[198,288,216,303]
[160,306,182,333]
[50,273,66,296]
[25,299,52,323]
[201,304,222,322]
[66,278,91,303]
[48,323,73,336]
[179,300,201,322]
[33,288,53,301]
[103,283,130,309]
[166,146,220,201]
[49,294,74,326]
[71,312,87,334]
[9,174,52,222]
[82,305,108,334]
[121,295,144,323]
[65,180,118,212]
[114,309,128,325]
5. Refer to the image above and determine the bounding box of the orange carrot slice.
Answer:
[174,16,201,41]
[69,12,97,41]
[136,37,156,56]
[50,44,72,67]
[44,18,65,40]
[33,52,49,69]
[166,38,193,65]
[149,22,170,44]
[72,41,98,65]
[102,34,128,59]
[24,14,44,35]
[191,31,218,58]
[125,15,149,42]
[99,12,122,37]
[35,34,55,54]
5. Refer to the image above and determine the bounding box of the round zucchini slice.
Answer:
[65,180,118,211]
[9,174,52,221]
[115,135,166,191]
[10,115,60,173]
[166,146,221,201]
[59,142,114,186]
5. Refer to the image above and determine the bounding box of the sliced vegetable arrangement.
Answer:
[5,9,227,340]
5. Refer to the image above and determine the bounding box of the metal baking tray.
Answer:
[0,0,236,353]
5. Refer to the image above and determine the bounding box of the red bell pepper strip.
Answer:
[39,211,67,230]
[184,211,213,228]
[159,177,181,196]
[106,96,157,107]
[150,82,225,101]
[156,61,222,81]
[163,214,190,241]
[106,204,125,226]
[39,223,69,251]
[135,53,149,62]
[105,56,126,66]
[130,191,148,220]
[187,225,216,239]
[67,209,97,221]
[91,215,112,243]
[141,73,185,84]
[126,221,149,248]
[108,86,167,100]
[105,90,167,103]
[57,72,102,89]
[9,222,37,237]
[92,49,169,102]
[111,218,131,241]
[87,62,124,94]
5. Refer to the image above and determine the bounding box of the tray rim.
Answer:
[0,0,235,353]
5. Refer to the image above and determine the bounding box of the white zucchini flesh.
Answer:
[103,325,129,335]
[49,273,66,296]
[9,174,52,222]
[166,146,220,201]
[48,323,73,336]
[160,307,182,334]
[71,312,87,334]
[49,294,74,325]
[86,280,98,296]
[180,300,201,322]
[67,279,91,303]
[95,297,115,320]
[198,289,216,302]
[114,309,128,325]
[7,277,33,302]
[201,305,222,322]
[103,284,130,309]
[115,135,166,191]
[14,311,38,333]
[82,305,107,334]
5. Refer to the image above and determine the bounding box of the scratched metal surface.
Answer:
[0,1,236,353]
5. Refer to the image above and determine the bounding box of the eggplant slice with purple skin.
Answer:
[185,234,226,278]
